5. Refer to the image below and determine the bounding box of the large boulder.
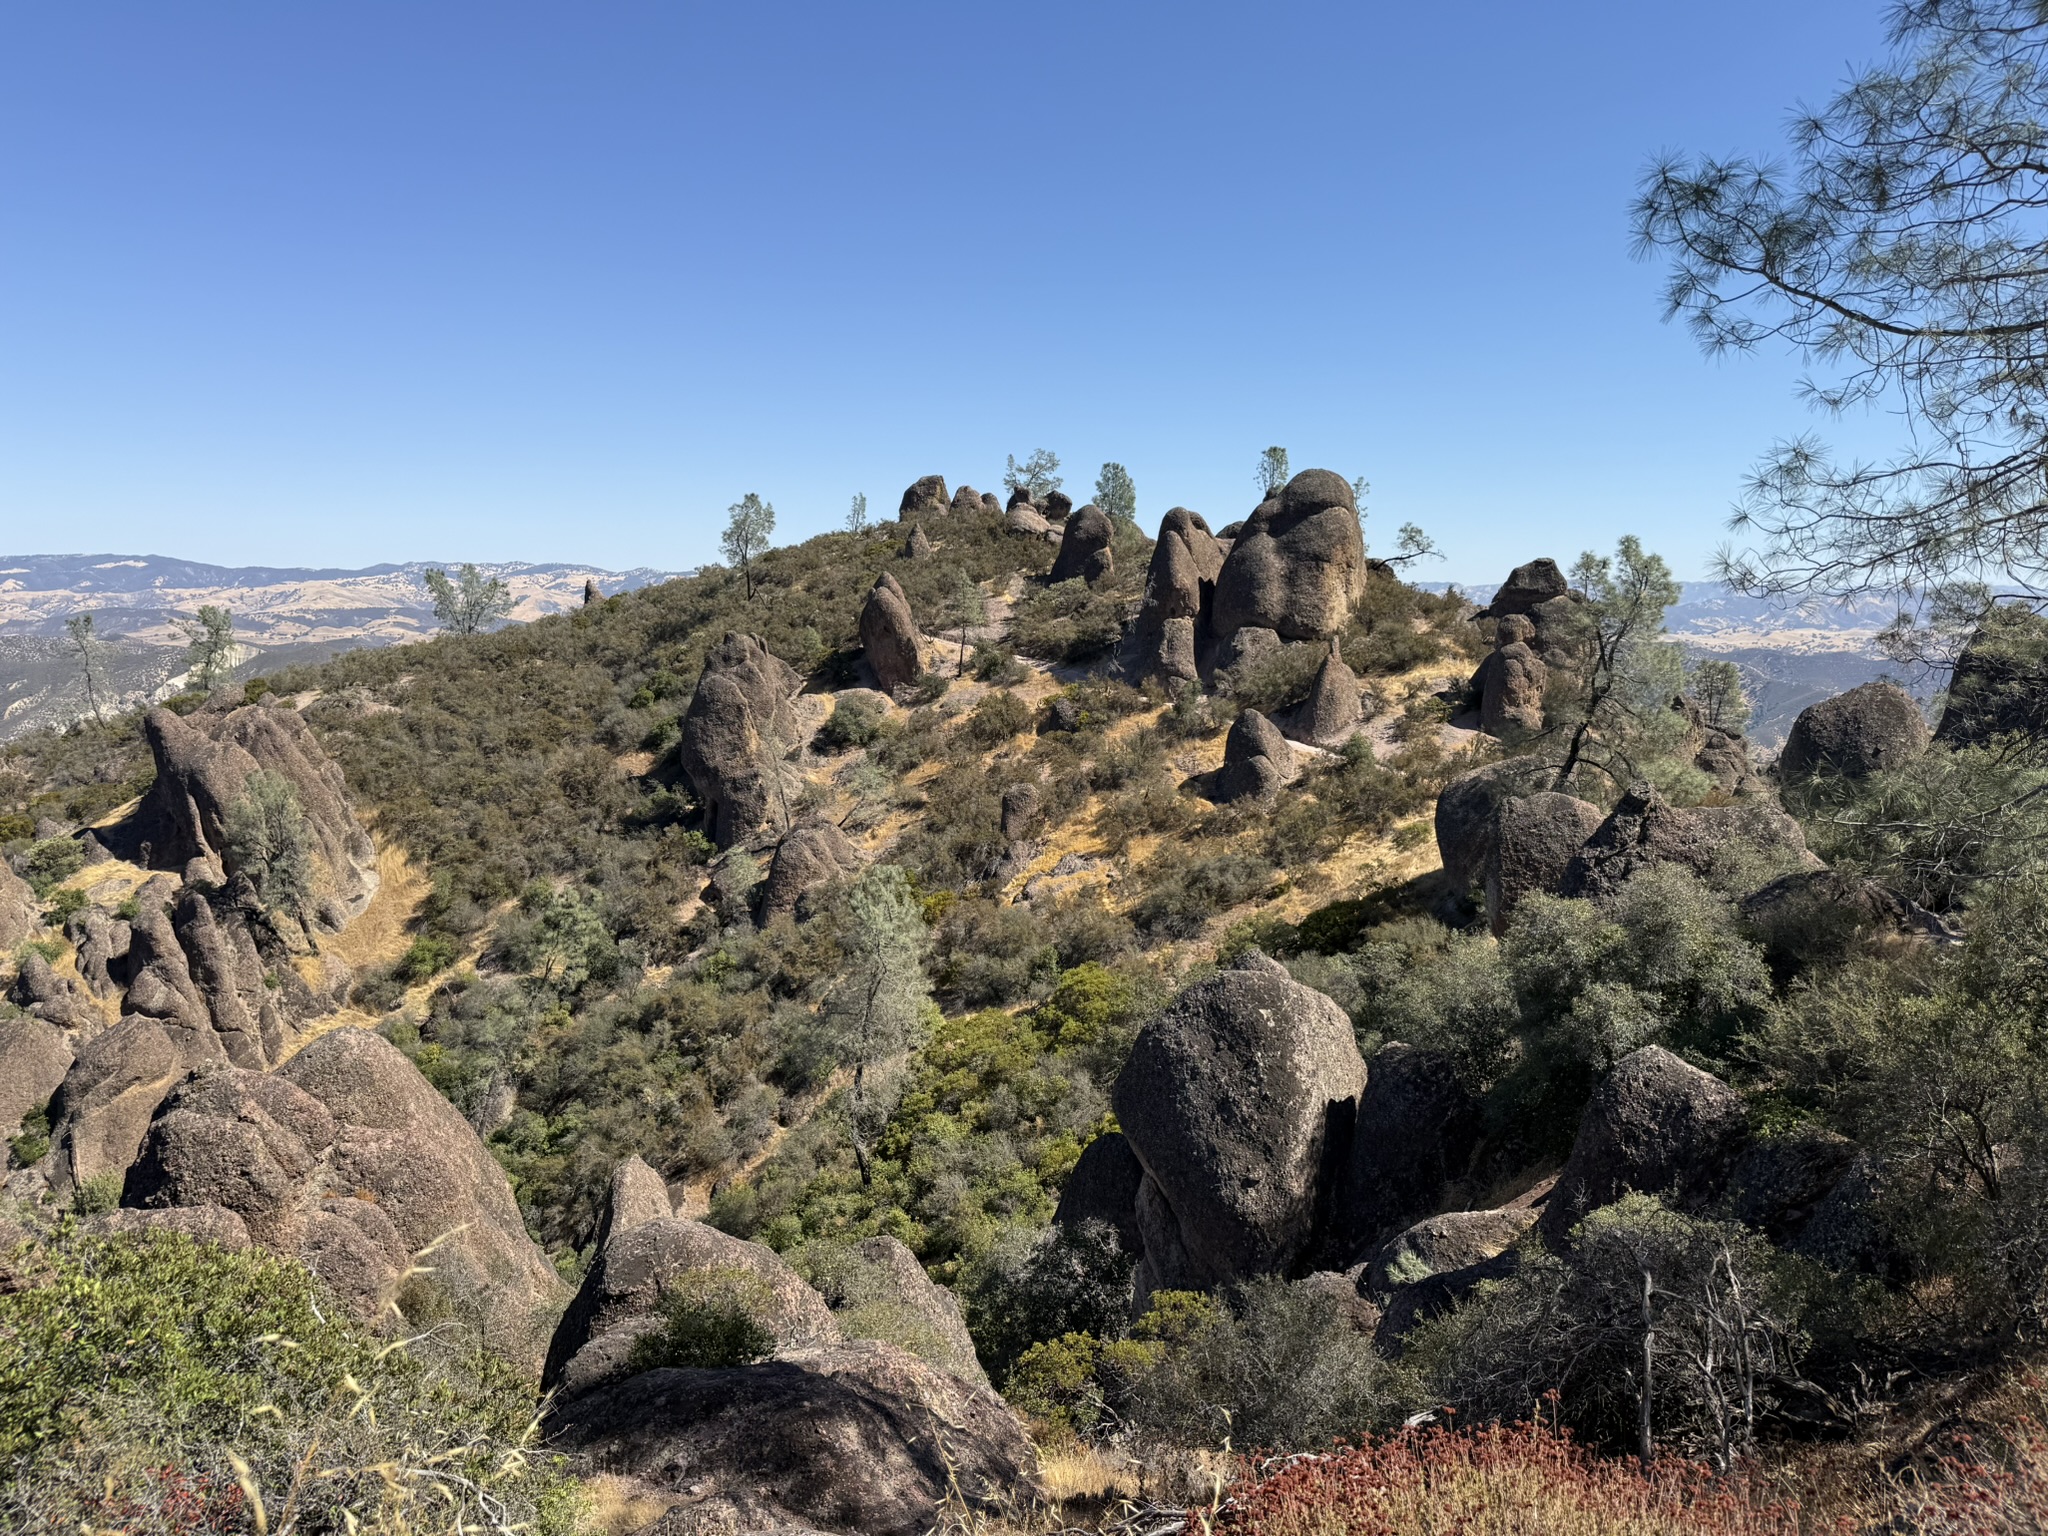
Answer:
[1936,605,2048,748]
[0,863,37,952]
[546,1340,1038,1536]
[1212,470,1368,642]
[948,484,986,519]
[858,572,923,695]
[1560,782,1818,902]
[1480,558,1570,618]
[1781,681,1929,780]
[1284,640,1364,748]
[110,704,378,923]
[757,819,864,921]
[1484,791,1604,935]
[1337,1044,1481,1257]
[9,951,98,1032]
[1434,761,1534,895]
[68,908,132,997]
[1005,504,1055,540]
[897,475,949,521]
[677,634,801,849]
[1214,709,1296,803]
[1479,615,1547,737]
[277,1028,567,1364]
[1133,508,1224,683]
[1042,490,1074,524]
[1538,1046,1750,1246]
[545,1213,840,1402]
[815,1235,989,1388]
[0,1017,72,1144]
[1052,1130,1146,1259]
[1364,1207,1536,1295]
[902,523,934,561]
[1049,503,1115,585]
[46,1019,187,1193]
[1112,952,1366,1300]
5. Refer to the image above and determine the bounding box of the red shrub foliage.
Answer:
[87,1465,250,1535]
[1193,1421,1801,1536]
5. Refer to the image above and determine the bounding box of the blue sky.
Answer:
[0,2,1900,580]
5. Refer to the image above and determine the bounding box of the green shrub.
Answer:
[70,1172,123,1216]
[1011,579,1125,663]
[815,692,893,752]
[41,887,87,926]
[1130,849,1275,938]
[1219,641,1325,716]
[396,933,460,983]
[961,689,1031,747]
[626,1268,777,1372]
[8,1106,50,1167]
[17,839,83,898]
[0,814,31,845]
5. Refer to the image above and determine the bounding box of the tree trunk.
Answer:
[849,1060,872,1189]
[1638,1264,1657,1463]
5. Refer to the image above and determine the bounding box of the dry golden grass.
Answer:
[579,1473,674,1535]
[325,842,430,973]
[1037,1443,1142,1504]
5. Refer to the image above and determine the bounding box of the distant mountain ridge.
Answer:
[0,553,688,739]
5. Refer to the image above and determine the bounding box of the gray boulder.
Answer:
[1538,1046,1750,1246]
[1004,504,1055,540]
[814,1235,988,1388]
[1214,709,1295,803]
[89,1203,253,1250]
[0,1017,72,1145]
[1560,782,1818,902]
[897,475,949,520]
[0,864,36,952]
[545,1213,840,1402]
[1284,640,1364,748]
[1212,470,1368,642]
[757,819,863,920]
[999,782,1040,843]
[980,490,1001,514]
[1780,681,1929,781]
[1935,605,2048,748]
[1338,1044,1481,1256]
[1725,1126,1862,1247]
[1112,952,1366,1300]
[47,1019,187,1193]
[1484,791,1603,935]
[1049,503,1114,585]
[1434,761,1527,895]
[1042,490,1074,523]
[9,951,98,1032]
[678,634,801,848]
[1052,1130,1145,1259]
[858,572,923,695]
[1004,485,1035,513]
[902,523,933,560]
[1365,1207,1535,1295]
[948,484,985,518]
[1480,558,1569,618]
[1133,508,1224,683]
[1479,614,1547,737]
[68,908,132,998]
[546,1339,1037,1536]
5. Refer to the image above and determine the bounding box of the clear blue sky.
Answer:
[0,2,1900,580]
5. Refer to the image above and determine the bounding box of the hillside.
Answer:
[0,553,681,741]
[2,476,2046,1531]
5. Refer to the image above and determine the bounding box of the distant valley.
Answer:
[0,553,684,738]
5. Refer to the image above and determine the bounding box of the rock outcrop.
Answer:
[1560,783,1819,902]
[1212,470,1368,642]
[902,523,934,560]
[1936,605,2048,748]
[858,572,923,695]
[1479,614,1547,737]
[1364,1207,1535,1295]
[1005,504,1056,540]
[1781,681,1930,780]
[1481,559,1570,617]
[1113,952,1366,1302]
[546,1340,1038,1536]
[827,1235,989,1388]
[1052,1130,1146,1258]
[757,818,863,920]
[0,863,36,951]
[545,1210,840,1402]
[1214,709,1296,803]
[1133,508,1224,683]
[1538,1046,1750,1246]
[9,951,98,1032]
[110,704,378,924]
[1337,1044,1480,1256]
[677,634,801,848]
[1042,490,1074,524]
[1284,640,1364,748]
[47,1019,186,1192]
[1049,503,1115,585]
[1484,791,1604,935]
[949,484,986,518]
[898,475,949,521]
[0,1017,72,1144]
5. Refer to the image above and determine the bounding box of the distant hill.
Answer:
[0,554,686,738]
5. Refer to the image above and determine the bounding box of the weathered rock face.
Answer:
[1434,761,1534,895]
[1479,615,1547,737]
[47,1019,187,1193]
[0,1018,72,1144]
[757,819,864,921]
[1560,783,1819,902]
[1004,485,1035,513]
[1725,1126,1862,1248]
[1134,508,1225,683]
[1338,1045,1480,1256]
[1214,708,1296,803]
[858,572,923,695]
[902,523,934,560]
[999,781,1040,844]
[1781,681,1930,780]
[0,863,37,952]
[897,475,949,520]
[1005,504,1056,540]
[275,1028,567,1362]
[837,1235,989,1388]
[1113,952,1366,1301]
[1364,1207,1536,1295]
[9,951,98,1032]
[980,491,1001,514]
[1042,490,1074,523]
[1285,640,1364,748]
[68,908,132,998]
[1538,1046,1750,1246]
[1050,503,1115,585]
[949,484,986,518]
[1739,868,1957,966]
[1693,727,1765,796]
[1481,559,1569,618]
[544,1212,840,1402]
[1212,470,1368,642]
[546,1340,1039,1536]
[677,634,801,849]
[590,1153,672,1256]
[1936,605,2048,748]
[1052,1130,1146,1259]
[1485,791,1604,935]
[111,704,379,923]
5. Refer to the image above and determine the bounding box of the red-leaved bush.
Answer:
[87,1465,250,1535]
[1192,1422,1801,1536]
